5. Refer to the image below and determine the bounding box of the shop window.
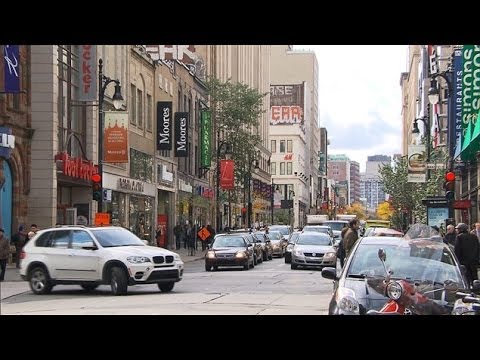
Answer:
[105,192,126,227]
[130,148,153,182]
[129,195,154,241]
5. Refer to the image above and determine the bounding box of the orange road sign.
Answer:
[198,227,211,241]
[95,213,111,226]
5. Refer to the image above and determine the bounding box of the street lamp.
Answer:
[412,116,430,179]
[288,189,295,228]
[271,183,279,225]
[246,157,260,229]
[216,141,232,232]
[97,58,123,213]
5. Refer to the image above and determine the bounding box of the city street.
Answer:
[0,256,335,315]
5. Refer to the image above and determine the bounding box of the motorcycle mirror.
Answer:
[378,248,386,262]
[443,279,459,292]
[472,280,480,294]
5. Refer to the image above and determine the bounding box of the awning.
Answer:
[461,110,480,161]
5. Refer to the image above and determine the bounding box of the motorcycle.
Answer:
[452,280,480,315]
[366,248,459,315]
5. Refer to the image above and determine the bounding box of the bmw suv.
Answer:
[19,225,184,296]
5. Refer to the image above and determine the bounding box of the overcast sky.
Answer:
[294,45,409,172]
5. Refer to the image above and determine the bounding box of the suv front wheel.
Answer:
[110,267,128,296]
[29,266,53,295]
[158,282,174,292]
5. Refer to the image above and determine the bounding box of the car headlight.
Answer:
[386,281,403,300]
[273,244,279,249]
[235,252,246,258]
[174,254,181,261]
[287,244,294,251]
[294,249,304,256]
[336,287,360,314]
[207,251,216,258]
[126,256,151,264]
[324,252,336,259]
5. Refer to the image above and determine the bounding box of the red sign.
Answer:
[453,200,473,209]
[198,227,211,242]
[157,215,168,248]
[220,159,235,190]
[284,153,293,160]
[55,152,98,181]
[104,111,129,163]
[95,213,110,226]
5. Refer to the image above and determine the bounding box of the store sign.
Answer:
[104,111,129,163]
[118,177,145,193]
[174,112,188,157]
[0,127,15,159]
[179,179,192,193]
[3,45,20,93]
[158,164,173,183]
[200,110,211,168]
[54,152,98,181]
[157,101,172,150]
[79,45,97,101]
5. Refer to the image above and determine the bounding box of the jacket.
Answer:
[0,236,10,260]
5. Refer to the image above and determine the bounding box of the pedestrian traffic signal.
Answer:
[92,173,102,201]
[444,171,456,201]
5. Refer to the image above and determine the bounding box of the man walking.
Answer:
[443,224,456,246]
[454,223,480,288]
[0,228,11,282]
[11,225,26,268]
[343,219,360,259]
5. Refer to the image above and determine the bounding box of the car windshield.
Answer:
[267,231,282,240]
[296,234,332,246]
[91,228,145,247]
[269,226,289,235]
[347,242,463,285]
[253,233,266,242]
[213,236,246,248]
[303,226,330,234]
[323,222,347,231]
[289,232,300,242]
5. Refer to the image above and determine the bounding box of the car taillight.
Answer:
[19,250,26,259]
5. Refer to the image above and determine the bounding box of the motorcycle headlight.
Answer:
[235,252,246,258]
[126,256,151,264]
[386,281,403,300]
[207,251,216,258]
[324,252,336,259]
[294,249,304,256]
[336,287,360,314]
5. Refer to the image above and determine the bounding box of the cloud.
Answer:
[295,45,408,172]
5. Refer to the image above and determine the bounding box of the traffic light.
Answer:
[444,171,456,201]
[92,173,102,201]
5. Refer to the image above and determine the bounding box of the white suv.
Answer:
[19,226,184,296]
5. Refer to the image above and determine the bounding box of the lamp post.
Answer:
[412,116,430,179]
[216,141,232,232]
[271,182,279,225]
[288,189,295,228]
[246,157,259,229]
[97,58,123,213]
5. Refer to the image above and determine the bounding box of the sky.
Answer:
[295,45,409,173]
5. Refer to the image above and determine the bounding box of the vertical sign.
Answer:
[407,144,426,183]
[157,101,172,150]
[174,112,188,157]
[453,48,463,159]
[79,45,97,101]
[220,159,235,190]
[200,110,212,168]
[104,111,129,163]
[3,45,20,93]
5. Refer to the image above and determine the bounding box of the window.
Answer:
[130,84,136,125]
[50,230,71,248]
[287,162,292,175]
[35,233,52,248]
[130,148,154,182]
[280,162,285,175]
[271,162,276,175]
[280,140,286,153]
[137,89,143,128]
[71,230,94,249]
[287,140,293,152]
[271,140,276,153]
[146,94,152,132]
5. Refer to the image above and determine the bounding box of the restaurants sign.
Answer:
[118,177,145,193]
[79,45,97,101]
[54,152,98,181]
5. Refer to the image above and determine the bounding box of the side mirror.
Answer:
[247,243,253,247]
[443,279,459,292]
[378,248,386,262]
[266,240,271,244]
[472,280,480,294]
[321,267,337,280]
[142,240,149,246]
[81,242,98,250]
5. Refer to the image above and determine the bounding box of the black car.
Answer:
[205,234,255,271]
[321,236,467,315]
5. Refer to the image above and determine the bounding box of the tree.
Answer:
[345,202,367,220]
[377,201,393,220]
[378,153,444,230]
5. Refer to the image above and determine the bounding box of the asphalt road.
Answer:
[0,257,337,315]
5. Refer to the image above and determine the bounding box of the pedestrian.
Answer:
[0,228,11,281]
[337,224,349,268]
[206,222,215,249]
[454,223,480,289]
[174,223,183,250]
[343,219,360,259]
[443,224,456,246]
[155,225,163,247]
[183,224,189,249]
[11,225,27,268]
[470,222,480,239]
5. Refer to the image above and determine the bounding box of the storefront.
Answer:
[177,177,193,226]
[103,172,156,242]
[157,162,175,248]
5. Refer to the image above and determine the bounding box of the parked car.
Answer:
[252,232,273,261]
[205,233,255,271]
[322,220,349,241]
[321,236,468,315]
[260,230,285,257]
[234,232,263,265]
[285,231,301,264]
[291,232,336,270]
[302,225,335,244]
[19,225,184,296]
